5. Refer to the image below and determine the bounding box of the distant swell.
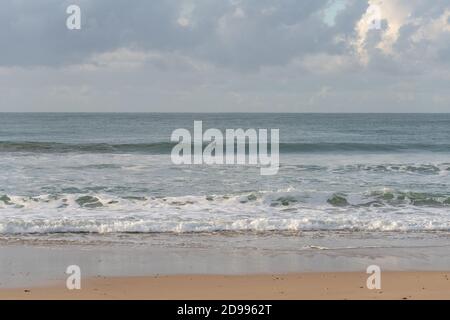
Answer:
[1,141,449,154]
[0,141,175,154]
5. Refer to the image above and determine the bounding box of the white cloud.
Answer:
[353,0,411,64]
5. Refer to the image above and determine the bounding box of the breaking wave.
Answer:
[1,189,450,234]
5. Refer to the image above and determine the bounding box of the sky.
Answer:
[0,0,450,113]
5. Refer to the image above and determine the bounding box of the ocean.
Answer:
[1,113,450,239]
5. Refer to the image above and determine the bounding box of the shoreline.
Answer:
[1,272,450,300]
[2,232,450,289]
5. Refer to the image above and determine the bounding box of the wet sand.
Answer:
[2,233,450,299]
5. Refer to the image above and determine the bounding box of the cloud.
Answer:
[352,0,450,73]
[0,0,449,112]
[0,0,336,70]
[299,53,355,74]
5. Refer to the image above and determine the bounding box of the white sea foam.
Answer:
[1,191,449,234]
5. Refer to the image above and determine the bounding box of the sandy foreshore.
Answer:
[1,272,450,300]
[2,234,450,300]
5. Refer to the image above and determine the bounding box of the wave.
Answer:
[280,143,450,153]
[365,190,450,207]
[337,163,450,175]
[2,212,450,234]
[0,141,175,154]
[3,219,450,234]
[2,190,449,210]
[1,190,450,234]
[1,141,449,154]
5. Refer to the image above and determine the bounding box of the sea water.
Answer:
[0,113,449,238]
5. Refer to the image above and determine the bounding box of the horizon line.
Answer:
[1,111,450,114]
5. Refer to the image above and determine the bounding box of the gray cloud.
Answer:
[0,0,449,112]
[0,0,341,69]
